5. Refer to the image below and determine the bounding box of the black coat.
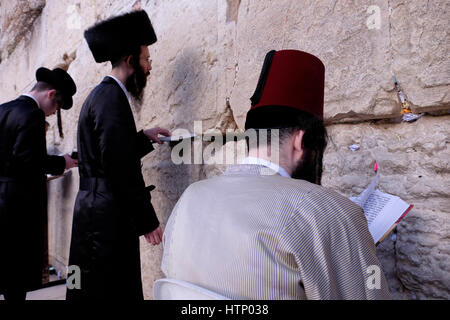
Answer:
[67,77,159,300]
[0,96,65,294]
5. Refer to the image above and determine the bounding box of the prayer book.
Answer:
[350,171,413,245]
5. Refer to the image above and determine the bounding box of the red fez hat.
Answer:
[245,50,325,130]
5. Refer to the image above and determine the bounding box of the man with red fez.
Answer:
[67,10,171,300]
[161,50,391,299]
[0,68,78,301]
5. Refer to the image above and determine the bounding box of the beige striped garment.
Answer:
[161,164,391,299]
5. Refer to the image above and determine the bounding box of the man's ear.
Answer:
[125,55,134,67]
[293,130,305,153]
[47,89,57,99]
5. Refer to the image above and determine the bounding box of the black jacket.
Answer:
[67,77,159,300]
[0,96,65,293]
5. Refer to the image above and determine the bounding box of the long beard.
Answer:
[125,64,149,105]
[291,150,320,184]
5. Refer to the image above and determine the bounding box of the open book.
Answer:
[350,170,413,245]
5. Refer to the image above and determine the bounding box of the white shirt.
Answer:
[241,156,291,178]
[22,93,40,109]
[107,75,130,102]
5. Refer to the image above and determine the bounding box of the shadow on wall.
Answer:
[152,48,208,219]
[170,48,206,127]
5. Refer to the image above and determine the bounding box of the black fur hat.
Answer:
[84,10,157,63]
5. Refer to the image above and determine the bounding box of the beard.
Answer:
[125,62,149,105]
[291,149,320,184]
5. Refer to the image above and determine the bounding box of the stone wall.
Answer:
[0,0,448,299]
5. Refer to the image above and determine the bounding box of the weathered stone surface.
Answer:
[390,0,450,113]
[323,116,450,201]
[142,0,222,133]
[230,0,396,125]
[229,0,449,125]
[0,0,448,300]
[396,208,450,299]
[323,115,450,299]
[0,0,46,62]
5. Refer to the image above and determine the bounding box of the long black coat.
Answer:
[67,77,159,300]
[0,96,65,294]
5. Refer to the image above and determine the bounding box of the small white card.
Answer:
[159,133,197,142]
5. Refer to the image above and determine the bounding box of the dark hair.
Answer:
[31,81,63,102]
[31,81,55,92]
[247,110,328,185]
[31,81,65,137]
[111,46,141,69]
[283,111,328,185]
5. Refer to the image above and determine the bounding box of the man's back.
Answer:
[68,77,158,300]
[0,96,45,178]
[0,96,54,297]
[162,164,391,299]
[77,77,137,178]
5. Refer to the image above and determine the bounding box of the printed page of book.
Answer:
[350,172,379,207]
[363,190,410,243]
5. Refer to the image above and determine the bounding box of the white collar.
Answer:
[107,75,130,102]
[241,157,291,178]
[22,94,40,109]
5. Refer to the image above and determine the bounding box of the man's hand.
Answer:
[144,226,163,246]
[63,153,78,170]
[144,127,171,144]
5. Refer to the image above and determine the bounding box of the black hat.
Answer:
[84,10,157,63]
[35,67,77,110]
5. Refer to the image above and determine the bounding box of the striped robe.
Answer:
[161,164,391,299]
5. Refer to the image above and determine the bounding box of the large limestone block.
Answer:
[390,0,450,113]
[229,0,449,126]
[323,116,450,201]
[141,1,221,132]
[323,115,450,299]
[396,208,450,299]
[230,0,396,126]
[0,0,46,64]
